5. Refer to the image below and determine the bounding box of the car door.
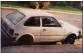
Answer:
[23,16,41,42]
[40,16,65,42]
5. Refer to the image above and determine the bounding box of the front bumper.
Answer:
[76,34,82,40]
[76,30,82,40]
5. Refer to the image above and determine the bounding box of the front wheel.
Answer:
[62,35,76,44]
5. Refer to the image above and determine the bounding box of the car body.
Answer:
[2,8,82,45]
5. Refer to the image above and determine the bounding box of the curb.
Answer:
[45,10,82,16]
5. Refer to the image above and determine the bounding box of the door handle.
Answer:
[42,29,46,31]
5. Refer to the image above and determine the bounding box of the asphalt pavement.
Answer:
[1,44,82,53]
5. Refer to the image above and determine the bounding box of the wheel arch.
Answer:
[62,33,76,44]
[16,33,34,42]
[66,33,77,39]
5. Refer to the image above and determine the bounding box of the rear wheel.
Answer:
[62,35,76,44]
[17,35,33,45]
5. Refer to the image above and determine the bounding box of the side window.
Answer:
[24,17,40,26]
[42,16,61,27]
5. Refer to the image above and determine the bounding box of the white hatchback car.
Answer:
[2,8,82,45]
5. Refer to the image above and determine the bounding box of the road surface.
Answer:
[1,8,82,53]
[1,44,82,53]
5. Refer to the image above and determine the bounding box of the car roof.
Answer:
[17,8,55,17]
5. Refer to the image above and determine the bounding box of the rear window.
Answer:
[6,10,25,25]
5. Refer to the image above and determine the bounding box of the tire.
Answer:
[17,35,33,45]
[62,35,76,44]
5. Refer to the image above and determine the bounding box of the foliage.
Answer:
[1,1,82,13]
[49,6,81,14]
[1,1,23,8]
[39,1,51,9]
[55,1,67,7]
[2,1,82,9]
[30,2,39,9]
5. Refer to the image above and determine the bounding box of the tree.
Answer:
[39,1,51,9]
[30,2,39,9]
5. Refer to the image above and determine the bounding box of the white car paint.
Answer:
[58,20,82,37]
[2,8,82,43]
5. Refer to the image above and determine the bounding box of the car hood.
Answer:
[58,20,81,32]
